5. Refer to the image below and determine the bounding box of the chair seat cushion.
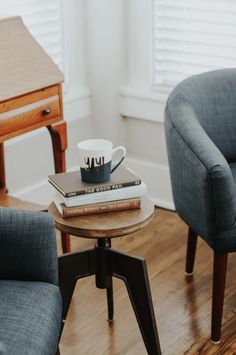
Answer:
[0,280,62,355]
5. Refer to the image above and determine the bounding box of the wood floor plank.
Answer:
[57,208,236,354]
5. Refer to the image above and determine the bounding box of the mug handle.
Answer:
[111,146,126,173]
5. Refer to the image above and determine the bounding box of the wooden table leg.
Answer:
[60,231,71,254]
[0,143,7,193]
[47,121,67,174]
[47,121,71,253]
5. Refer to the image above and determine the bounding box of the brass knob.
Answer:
[42,108,51,115]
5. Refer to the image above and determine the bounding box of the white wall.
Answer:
[84,0,174,209]
[120,0,174,209]
[83,0,173,209]
[86,0,126,146]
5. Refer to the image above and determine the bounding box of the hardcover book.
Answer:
[51,182,147,207]
[53,196,141,218]
[48,166,141,197]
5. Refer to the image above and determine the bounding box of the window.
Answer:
[152,0,236,93]
[0,0,63,70]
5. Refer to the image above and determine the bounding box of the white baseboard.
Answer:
[14,179,55,206]
[14,166,80,206]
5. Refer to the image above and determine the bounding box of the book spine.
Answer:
[63,182,146,207]
[48,179,67,197]
[67,180,142,197]
[60,199,141,218]
[48,178,142,197]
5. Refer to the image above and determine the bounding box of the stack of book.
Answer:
[48,166,146,218]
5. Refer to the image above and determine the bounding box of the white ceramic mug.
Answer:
[77,139,126,183]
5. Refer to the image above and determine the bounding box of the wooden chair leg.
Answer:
[47,121,71,254]
[56,346,60,355]
[185,227,198,275]
[211,252,228,344]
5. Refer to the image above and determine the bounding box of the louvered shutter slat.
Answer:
[153,0,236,90]
[0,0,63,70]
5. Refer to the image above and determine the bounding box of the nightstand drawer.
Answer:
[0,94,60,137]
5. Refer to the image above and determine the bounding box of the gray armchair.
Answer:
[165,68,236,343]
[0,208,62,354]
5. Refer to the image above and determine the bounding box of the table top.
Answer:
[0,17,63,102]
[48,196,154,239]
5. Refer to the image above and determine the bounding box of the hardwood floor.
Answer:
[58,208,236,354]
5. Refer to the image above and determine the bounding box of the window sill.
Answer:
[119,86,167,123]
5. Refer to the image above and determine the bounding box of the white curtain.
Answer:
[0,0,63,70]
[153,0,236,91]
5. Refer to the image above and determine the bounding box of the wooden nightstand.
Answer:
[0,16,70,252]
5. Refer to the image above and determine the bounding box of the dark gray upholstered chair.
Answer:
[165,68,236,343]
[0,208,62,354]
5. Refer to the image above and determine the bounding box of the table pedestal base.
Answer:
[58,238,161,355]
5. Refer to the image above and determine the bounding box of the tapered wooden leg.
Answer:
[185,227,198,276]
[47,121,71,253]
[211,252,228,344]
[47,121,67,173]
[61,231,71,254]
[110,249,161,355]
[0,143,7,193]
[56,346,60,355]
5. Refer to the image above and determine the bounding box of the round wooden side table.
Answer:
[49,196,161,355]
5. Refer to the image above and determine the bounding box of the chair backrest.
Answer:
[0,208,58,284]
[164,69,236,245]
[168,69,236,162]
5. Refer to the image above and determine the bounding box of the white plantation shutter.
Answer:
[153,0,236,92]
[0,0,63,70]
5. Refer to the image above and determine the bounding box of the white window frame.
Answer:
[119,0,166,123]
[120,0,236,123]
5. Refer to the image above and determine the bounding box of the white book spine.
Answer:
[58,182,147,207]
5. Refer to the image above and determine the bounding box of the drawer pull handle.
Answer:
[42,108,51,115]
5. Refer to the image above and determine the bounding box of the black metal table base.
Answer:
[58,238,161,355]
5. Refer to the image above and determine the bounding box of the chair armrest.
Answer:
[165,98,236,245]
[0,208,58,285]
